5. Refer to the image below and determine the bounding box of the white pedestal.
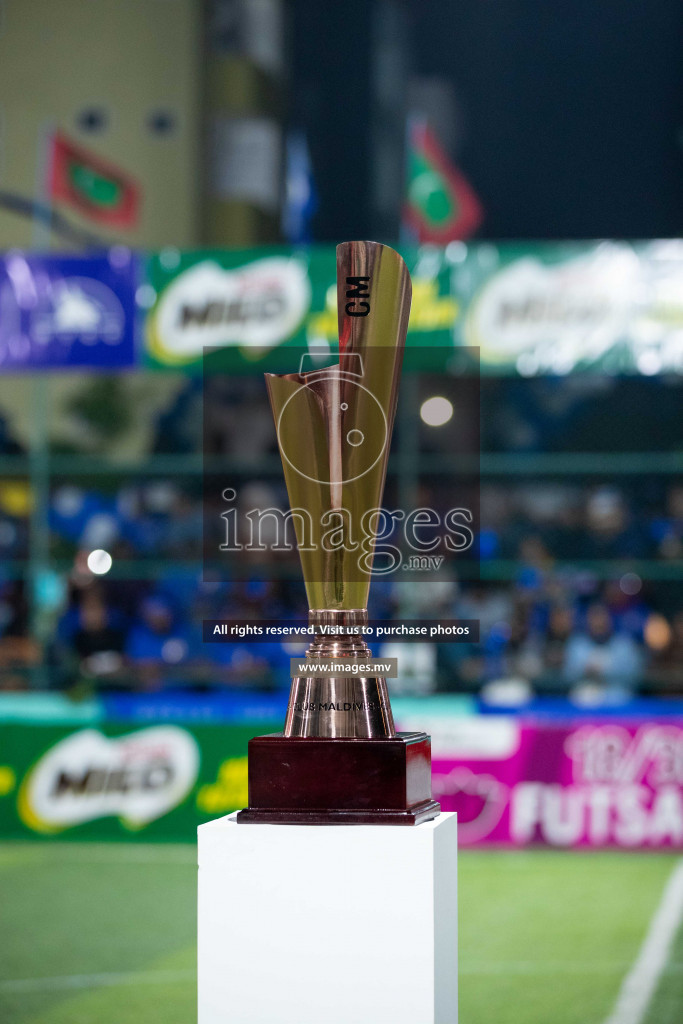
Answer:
[198,812,457,1024]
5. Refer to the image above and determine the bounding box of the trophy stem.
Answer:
[284,609,396,739]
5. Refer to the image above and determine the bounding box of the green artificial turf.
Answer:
[644,905,683,1024]
[0,843,680,1024]
[459,850,680,1024]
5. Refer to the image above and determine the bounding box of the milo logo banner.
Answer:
[432,719,683,848]
[18,726,199,833]
[144,246,457,370]
[462,240,683,375]
[0,720,277,840]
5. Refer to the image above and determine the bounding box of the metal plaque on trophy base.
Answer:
[236,241,440,826]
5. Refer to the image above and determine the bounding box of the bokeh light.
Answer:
[420,395,453,427]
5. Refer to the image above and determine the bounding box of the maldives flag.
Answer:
[403,121,482,243]
[48,131,140,228]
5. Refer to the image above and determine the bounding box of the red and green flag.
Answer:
[48,131,140,229]
[403,121,482,243]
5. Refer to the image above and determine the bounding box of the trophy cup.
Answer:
[237,241,440,824]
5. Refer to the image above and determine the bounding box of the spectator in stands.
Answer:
[125,595,197,690]
[164,491,203,558]
[207,638,285,689]
[583,487,647,559]
[652,484,683,561]
[602,580,648,641]
[456,584,512,638]
[563,601,642,701]
[72,591,125,683]
[646,610,683,693]
[541,604,576,682]
[505,602,577,693]
[0,580,36,689]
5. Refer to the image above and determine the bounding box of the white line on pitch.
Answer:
[4,958,683,996]
[0,968,196,994]
[602,858,683,1024]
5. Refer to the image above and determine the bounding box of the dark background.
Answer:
[292,0,683,240]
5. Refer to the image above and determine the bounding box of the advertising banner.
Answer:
[2,242,681,374]
[0,250,138,369]
[459,240,683,376]
[144,246,458,370]
[431,717,683,848]
[0,719,278,840]
[143,241,683,375]
[2,712,683,847]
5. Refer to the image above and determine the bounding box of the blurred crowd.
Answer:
[2,476,683,566]
[0,373,682,702]
[1,564,681,703]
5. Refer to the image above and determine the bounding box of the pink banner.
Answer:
[429,719,683,848]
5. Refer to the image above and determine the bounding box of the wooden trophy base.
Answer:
[236,731,441,825]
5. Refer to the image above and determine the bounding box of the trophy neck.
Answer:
[283,608,396,739]
[307,608,370,657]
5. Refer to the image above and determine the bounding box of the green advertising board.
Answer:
[143,240,683,375]
[0,692,474,841]
[144,245,460,372]
[0,719,280,841]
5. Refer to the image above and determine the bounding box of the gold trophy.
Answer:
[237,242,440,824]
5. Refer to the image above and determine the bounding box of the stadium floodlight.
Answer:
[420,395,454,426]
[86,548,113,575]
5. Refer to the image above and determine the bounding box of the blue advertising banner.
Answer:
[0,249,138,369]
